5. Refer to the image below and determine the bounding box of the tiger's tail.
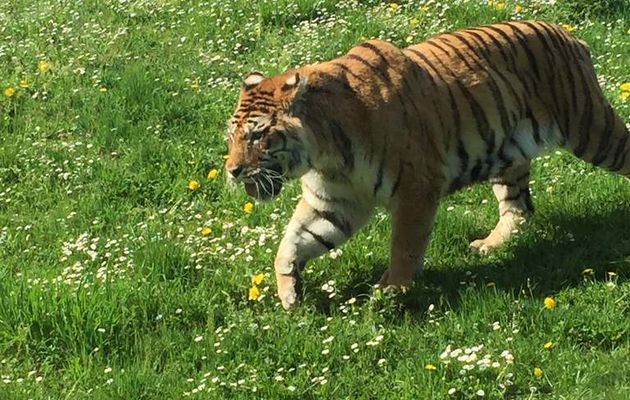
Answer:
[572,104,630,178]
[564,66,630,178]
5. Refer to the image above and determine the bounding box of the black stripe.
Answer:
[537,23,573,62]
[496,140,512,168]
[456,31,524,113]
[470,28,536,98]
[439,35,513,135]
[343,54,413,132]
[523,189,535,212]
[519,22,567,116]
[527,109,542,144]
[256,89,274,97]
[329,120,354,170]
[280,83,295,91]
[403,49,439,88]
[500,23,541,80]
[303,181,347,205]
[468,28,512,66]
[405,48,462,135]
[403,48,451,138]
[510,137,529,160]
[373,144,387,196]
[503,190,523,202]
[484,26,540,96]
[457,139,470,178]
[390,161,404,197]
[610,132,630,171]
[519,22,554,57]
[331,61,361,80]
[612,145,629,172]
[314,71,355,95]
[538,22,586,140]
[470,159,483,182]
[358,42,392,71]
[403,51,448,136]
[448,139,470,192]
[358,43,424,128]
[425,44,496,154]
[592,105,615,165]
[346,54,391,84]
[313,209,352,237]
[573,83,595,157]
[301,226,335,250]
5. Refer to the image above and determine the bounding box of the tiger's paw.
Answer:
[375,270,411,293]
[469,238,502,255]
[276,273,301,311]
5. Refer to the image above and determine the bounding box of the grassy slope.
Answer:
[0,0,628,398]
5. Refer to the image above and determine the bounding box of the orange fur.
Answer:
[226,21,629,309]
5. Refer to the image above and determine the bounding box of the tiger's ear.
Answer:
[243,71,265,90]
[282,73,309,113]
[282,72,307,95]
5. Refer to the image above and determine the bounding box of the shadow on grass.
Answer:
[305,206,630,316]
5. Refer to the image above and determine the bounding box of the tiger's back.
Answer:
[401,21,628,192]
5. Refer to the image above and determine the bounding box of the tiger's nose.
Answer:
[228,164,245,179]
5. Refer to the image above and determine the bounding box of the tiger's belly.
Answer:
[441,118,564,193]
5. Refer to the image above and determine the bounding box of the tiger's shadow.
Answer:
[304,207,630,315]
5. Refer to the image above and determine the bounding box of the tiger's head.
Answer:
[225,71,313,201]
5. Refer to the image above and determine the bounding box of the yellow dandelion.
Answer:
[19,79,29,88]
[207,168,219,180]
[252,273,265,285]
[243,202,254,214]
[3,87,15,97]
[620,82,630,92]
[99,86,108,92]
[562,24,576,32]
[620,91,630,101]
[533,367,544,378]
[38,60,51,73]
[495,2,506,10]
[409,18,419,25]
[424,363,437,371]
[389,3,399,11]
[543,296,556,310]
[188,179,200,191]
[421,5,430,12]
[200,227,212,236]
[223,154,230,160]
[544,341,554,350]
[515,4,523,13]
[248,285,260,301]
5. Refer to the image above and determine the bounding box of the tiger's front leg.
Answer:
[275,197,371,310]
[378,190,439,290]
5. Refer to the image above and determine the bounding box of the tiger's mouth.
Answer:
[243,175,284,201]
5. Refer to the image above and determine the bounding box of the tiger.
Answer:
[225,21,629,310]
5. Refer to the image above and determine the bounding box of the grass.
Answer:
[0,0,629,398]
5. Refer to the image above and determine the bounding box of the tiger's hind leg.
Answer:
[470,161,534,254]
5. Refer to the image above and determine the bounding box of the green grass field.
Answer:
[1,0,629,398]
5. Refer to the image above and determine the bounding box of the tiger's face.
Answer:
[225,71,312,201]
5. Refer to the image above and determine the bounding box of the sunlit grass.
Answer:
[0,0,628,398]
